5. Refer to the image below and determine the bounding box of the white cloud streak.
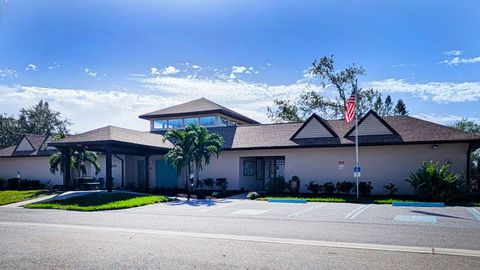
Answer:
[0,68,17,79]
[365,79,480,103]
[440,56,480,66]
[84,68,97,77]
[412,113,480,125]
[443,50,463,56]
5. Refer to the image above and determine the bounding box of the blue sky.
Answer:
[0,0,479,132]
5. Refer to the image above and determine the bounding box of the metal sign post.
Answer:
[354,80,360,199]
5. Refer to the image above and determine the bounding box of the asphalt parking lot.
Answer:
[122,198,480,228]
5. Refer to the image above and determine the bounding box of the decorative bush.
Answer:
[215,178,228,192]
[406,161,463,201]
[6,178,45,190]
[266,176,286,194]
[336,181,355,194]
[383,183,399,196]
[306,181,320,194]
[247,191,260,200]
[203,178,214,189]
[358,181,373,195]
[322,182,336,194]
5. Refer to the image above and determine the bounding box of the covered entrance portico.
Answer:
[49,126,173,192]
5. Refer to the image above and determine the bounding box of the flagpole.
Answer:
[354,79,360,199]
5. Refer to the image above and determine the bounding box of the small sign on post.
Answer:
[353,166,361,177]
[338,160,345,170]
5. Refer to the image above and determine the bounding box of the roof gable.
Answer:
[138,97,260,124]
[14,136,35,152]
[344,110,398,137]
[291,114,338,140]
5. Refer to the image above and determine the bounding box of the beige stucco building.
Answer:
[1,98,479,195]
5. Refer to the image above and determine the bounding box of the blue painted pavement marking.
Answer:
[394,215,437,223]
[467,208,480,222]
[392,202,444,207]
[268,199,307,203]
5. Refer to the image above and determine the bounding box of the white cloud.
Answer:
[0,68,17,79]
[84,68,97,77]
[364,79,480,103]
[440,56,480,66]
[444,50,463,56]
[191,64,201,70]
[25,64,37,71]
[48,62,60,70]
[412,113,480,125]
[391,63,420,68]
[151,66,180,77]
[163,65,179,75]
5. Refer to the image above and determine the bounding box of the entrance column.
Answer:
[144,155,150,189]
[106,148,113,192]
[61,148,71,190]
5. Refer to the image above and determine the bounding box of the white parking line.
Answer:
[343,204,372,220]
[467,208,480,222]
[288,204,324,217]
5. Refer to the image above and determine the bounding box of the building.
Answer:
[1,97,479,194]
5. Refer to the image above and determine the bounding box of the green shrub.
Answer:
[305,181,320,194]
[203,178,214,189]
[406,161,463,201]
[358,181,373,195]
[215,178,228,192]
[322,182,336,194]
[336,181,355,194]
[247,191,260,200]
[6,178,45,190]
[383,183,399,196]
[266,176,286,194]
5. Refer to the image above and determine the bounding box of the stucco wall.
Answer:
[192,143,468,195]
[0,156,63,185]
[0,154,125,188]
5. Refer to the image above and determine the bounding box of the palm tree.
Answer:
[49,149,101,187]
[163,124,224,200]
[193,125,224,188]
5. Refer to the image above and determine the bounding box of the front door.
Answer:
[156,160,177,188]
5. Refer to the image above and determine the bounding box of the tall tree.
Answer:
[267,55,408,121]
[394,99,408,115]
[193,125,224,187]
[0,100,71,148]
[450,118,480,183]
[18,100,71,136]
[0,114,21,148]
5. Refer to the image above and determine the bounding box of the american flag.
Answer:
[345,90,356,123]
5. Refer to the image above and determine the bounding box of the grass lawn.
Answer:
[0,190,53,206]
[25,192,168,211]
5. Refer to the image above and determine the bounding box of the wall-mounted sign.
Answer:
[338,160,345,170]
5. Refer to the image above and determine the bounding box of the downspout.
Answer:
[114,154,125,188]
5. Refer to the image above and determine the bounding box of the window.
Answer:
[184,117,199,126]
[168,119,183,128]
[200,116,216,126]
[153,120,169,129]
[221,117,237,126]
[243,160,255,176]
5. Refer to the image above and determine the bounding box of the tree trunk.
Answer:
[186,163,191,201]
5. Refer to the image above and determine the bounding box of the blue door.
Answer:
[155,160,178,188]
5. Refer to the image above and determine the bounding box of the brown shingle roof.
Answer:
[0,134,56,157]
[205,115,480,150]
[50,125,173,149]
[138,97,260,124]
